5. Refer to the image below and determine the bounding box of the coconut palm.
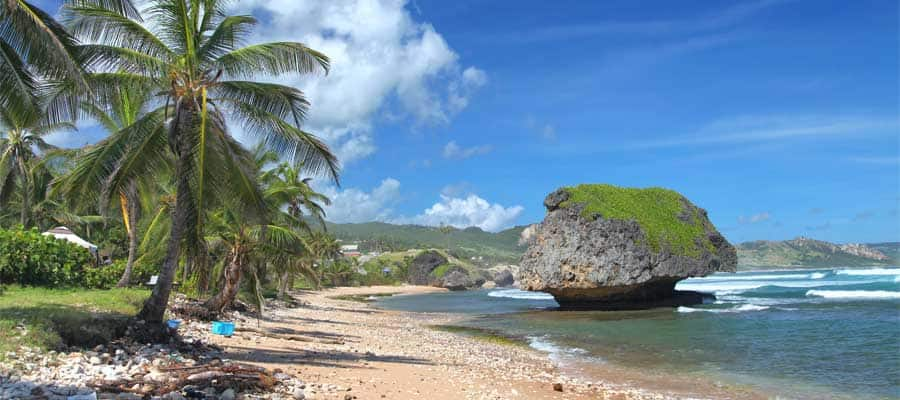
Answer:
[62,0,339,323]
[264,162,331,228]
[57,84,159,287]
[0,0,91,121]
[202,204,307,314]
[0,107,75,227]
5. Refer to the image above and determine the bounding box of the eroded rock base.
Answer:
[552,290,712,311]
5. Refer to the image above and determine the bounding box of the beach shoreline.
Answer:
[208,285,769,400]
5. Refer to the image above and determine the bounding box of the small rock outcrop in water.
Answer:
[492,270,515,287]
[440,267,475,291]
[518,184,736,310]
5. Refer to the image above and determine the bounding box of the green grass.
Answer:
[428,325,525,347]
[0,286,149,357]
[560,184,714,257]
[431,263,452,279]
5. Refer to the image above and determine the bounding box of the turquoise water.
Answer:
[376,268,900,399]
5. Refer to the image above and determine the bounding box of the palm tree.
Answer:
[264,162,331,227]
[62,0,339,324]
[0,107,75,226]
[202,204,307,314]
[57,83,158,286]
[0,0,95,122]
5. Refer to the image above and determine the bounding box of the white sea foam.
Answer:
[835,268,900,276]
[809,272,827,279]
[805,290,900,299]
[487,289,555,300]
[677,304,770,313]
[675,279,869,294]
[696,273,817,281]
[527,336,590,365]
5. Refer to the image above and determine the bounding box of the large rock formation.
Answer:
[407,250,480,290]
[407,250,448,285]
[518,184,736,310]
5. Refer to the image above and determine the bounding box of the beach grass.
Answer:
[0,286,149,357]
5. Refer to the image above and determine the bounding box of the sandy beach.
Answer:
[206,286,769,400]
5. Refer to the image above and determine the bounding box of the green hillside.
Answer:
[321,221,526,264]
[737,238,897,269]
[321,219,898,270]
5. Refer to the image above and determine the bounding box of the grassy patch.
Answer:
[560,184,714,257]
[0,286,149,357]
[328,293,395,303]
[431,263,452,279]
[428,324,525,347]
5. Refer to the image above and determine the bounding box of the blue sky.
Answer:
[42,0,899,243]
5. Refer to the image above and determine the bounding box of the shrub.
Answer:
[0,227,93,287]
[83,260,159,289]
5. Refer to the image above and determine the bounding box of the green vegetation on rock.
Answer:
[559,184,715,257]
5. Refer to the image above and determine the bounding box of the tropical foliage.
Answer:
[0,227,93,287]
[0,0,353,331]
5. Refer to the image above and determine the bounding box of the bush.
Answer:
[0,227,93,287]
[83,260,159,289]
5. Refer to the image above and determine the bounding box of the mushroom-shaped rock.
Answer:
[517,184,736,310]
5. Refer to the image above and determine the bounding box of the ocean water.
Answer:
[376,268,900,399]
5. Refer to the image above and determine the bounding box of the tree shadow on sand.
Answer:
[224,344,432,369]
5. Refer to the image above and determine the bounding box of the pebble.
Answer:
[0,296,314,400]
[220,388,236,400]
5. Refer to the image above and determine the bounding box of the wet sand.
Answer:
[208,285,768,400]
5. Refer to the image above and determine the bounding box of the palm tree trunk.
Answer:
[117,193,139,287]
[205,250,243,314]
[137,105,194,323]
[116,225,138,287]
[18,161,28,227]
[277,271,289,300]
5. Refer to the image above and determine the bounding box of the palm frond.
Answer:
[215,42,329,79]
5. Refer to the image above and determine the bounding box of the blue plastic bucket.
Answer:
[211,321,235,336]
[166,319,181,329]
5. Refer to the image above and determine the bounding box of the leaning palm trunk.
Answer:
[137,106,194,323]
[117,225,138,287]
[205,250,243,314]
[117,191,139,287]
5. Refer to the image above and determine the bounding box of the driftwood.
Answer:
[235,326,344,345]
[92,359,278,396]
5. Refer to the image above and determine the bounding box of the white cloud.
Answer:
[738,212,771,224]
[320,178,523,231]
[624,115,897,150]
[400,194,524,232]
[318,178,402,223]
[229,0,485,164]
[442,141,493,159]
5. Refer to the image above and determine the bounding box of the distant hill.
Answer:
[737,237,898,269]
[321,220,898,269]
[321,221,526,264]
